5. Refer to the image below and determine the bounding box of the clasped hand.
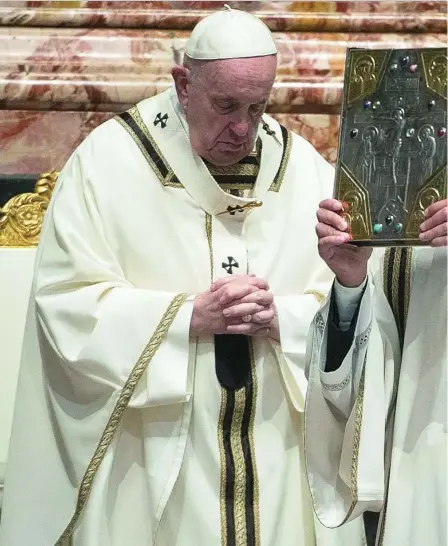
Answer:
[190,275,279,340]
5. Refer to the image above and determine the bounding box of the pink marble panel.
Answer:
[0,2,446,33]
[272,113,340,165]
[0,28,445,111]
[0,109,340,174]
[0,109,113,173]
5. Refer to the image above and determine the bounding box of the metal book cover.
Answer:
[334,47,447,246]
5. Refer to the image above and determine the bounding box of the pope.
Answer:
[0,7,365,546]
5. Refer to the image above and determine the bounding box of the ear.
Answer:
[171,66,190,108]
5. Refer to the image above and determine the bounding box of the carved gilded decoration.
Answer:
[336,165,373,240]
[420,50,448,99]
[405,166,447,237]
[346,49,390,104]
[0,170,58,247]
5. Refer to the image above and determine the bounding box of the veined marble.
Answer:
[0,1,446,176]
[0,1,446,33]
[0,28,445,111]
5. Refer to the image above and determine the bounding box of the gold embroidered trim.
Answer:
[55,293,188,545]
[205,213,214,281]
[269,127,293,193]
[346,369,365,520]
[208,163,259,178]
[232,388,249,546]
[304,290,326,305]
[248,341,261,546]
[378,247,413,544]
[0,170,58,247]
[304,363,366,527]
[403,251,412,328]
[115,107,182,189]
[218,388,229,546]
[383,247,413,347]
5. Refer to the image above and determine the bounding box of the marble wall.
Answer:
[0,1,447,173]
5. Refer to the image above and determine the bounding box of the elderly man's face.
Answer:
[173,56,277,166]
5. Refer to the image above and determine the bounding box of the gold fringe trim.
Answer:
[55,293,188,545]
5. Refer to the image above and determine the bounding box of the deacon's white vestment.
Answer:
[0,88,364,546]
[305,246,447,546]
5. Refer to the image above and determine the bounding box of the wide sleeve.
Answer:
[273,260,334,413]
[271,142,337,412]
[34,146,195,409]
[304,250,401,527]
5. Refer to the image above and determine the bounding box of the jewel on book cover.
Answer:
[373,223,383,234]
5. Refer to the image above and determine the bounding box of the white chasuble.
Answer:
[305,246,447,546]
[0,88,364,546]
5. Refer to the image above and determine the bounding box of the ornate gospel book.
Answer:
[334,47,447,246]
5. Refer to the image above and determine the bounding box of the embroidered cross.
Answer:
[227,205,245,215]
[154,112,169,128]
[222,257,239,274]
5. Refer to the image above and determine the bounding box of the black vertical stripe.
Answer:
[369,247,412,544]
[216,334,257,546]
[117,110,182,186]
[223,389,237,546]
[386,248,396,318]
[241,375,256,546]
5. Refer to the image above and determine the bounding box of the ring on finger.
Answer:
[242,314,252,323]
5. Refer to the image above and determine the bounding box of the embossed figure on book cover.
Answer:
[334,47,447,246]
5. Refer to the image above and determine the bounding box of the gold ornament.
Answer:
[0,170,58,247]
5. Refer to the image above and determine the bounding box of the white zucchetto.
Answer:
[185,5,277,61]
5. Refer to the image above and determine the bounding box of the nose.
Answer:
[230,120,249,138]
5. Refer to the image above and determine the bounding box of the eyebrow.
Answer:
[213,96,267,106]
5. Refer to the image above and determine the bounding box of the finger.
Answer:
[425,199,447,219]
[318,199,345,213]
[226,323,268,335]
[316,209,349,231]
[419,222,447,242]
[210,274,255,292]
[219,282,268,305]
[222,302,265,318]
[230,290,273,307]
[212,276,269,294]
[316,223,351,240]
[420,207,447,232]
[430,236,448,247]
[318,234,352,248]
[251,309,275,324]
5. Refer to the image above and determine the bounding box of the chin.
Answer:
[206,146,251,167]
